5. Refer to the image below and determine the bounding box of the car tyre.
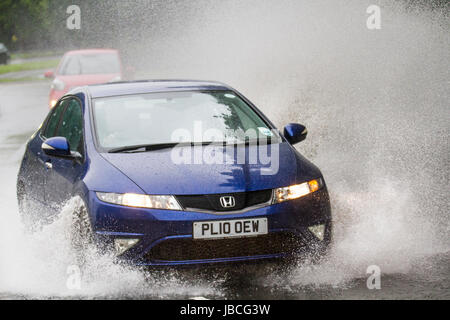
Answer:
[70,199,96,265]
[17,182,34,231]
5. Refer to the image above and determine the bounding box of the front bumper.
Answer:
[89,189,332,266]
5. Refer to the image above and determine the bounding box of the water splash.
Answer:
[0,0,448,297]
[126,0,449,288]
[0,190,222,298]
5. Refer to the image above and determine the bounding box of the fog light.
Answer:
[114,238,139,255]
[308,224,325,241]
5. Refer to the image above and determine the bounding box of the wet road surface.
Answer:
[0,81,448,300]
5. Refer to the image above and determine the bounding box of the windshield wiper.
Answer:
[108,143,179,153]
[108,141,217,153]
[108,138,277,154]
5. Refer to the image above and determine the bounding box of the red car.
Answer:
[44,49,124,108]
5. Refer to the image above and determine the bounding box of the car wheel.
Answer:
[17,182,34,231]
[70,200,96,264]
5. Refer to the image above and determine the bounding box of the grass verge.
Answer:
[0,59,59,75]
[10,51,63,60]
[0,77,48,83]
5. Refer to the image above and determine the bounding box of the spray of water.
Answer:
[129,0,449,285]
[0,0,448,297]
[0,168,222,298]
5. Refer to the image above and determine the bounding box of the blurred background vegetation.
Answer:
[0,0,447,53]
[0,0,123,51]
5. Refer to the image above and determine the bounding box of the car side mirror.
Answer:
[44,70,54,79]
[283,123,308,145]
[42,137,81,160]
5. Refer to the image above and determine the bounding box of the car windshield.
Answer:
[58,53,120,75]
[92,91,278,151]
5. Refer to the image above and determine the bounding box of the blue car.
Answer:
[17,80,332,266]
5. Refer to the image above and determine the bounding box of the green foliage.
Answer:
[0,0,126,51]
[0,0,50,49]
[0,0,446,52]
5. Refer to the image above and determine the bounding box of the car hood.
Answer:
[56,73,121,88]
[100,142,322,195]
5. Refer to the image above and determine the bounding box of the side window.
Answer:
[42,100,67,138]
[56,99,84,152]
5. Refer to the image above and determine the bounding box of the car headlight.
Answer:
[96,192,182,210]
[51,78,65,91]
[273,178,324,203]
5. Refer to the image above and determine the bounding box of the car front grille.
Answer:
[145,232,302,262]
[176,189,273,212]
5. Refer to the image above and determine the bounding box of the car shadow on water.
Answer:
[135,251,450,300]
[135,257,338,300]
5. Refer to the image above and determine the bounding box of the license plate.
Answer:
[193,218,268,240]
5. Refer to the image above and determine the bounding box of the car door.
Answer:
[26,99,68,204]
[43,97,85,209]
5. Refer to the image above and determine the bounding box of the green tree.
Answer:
[0,0,51,50]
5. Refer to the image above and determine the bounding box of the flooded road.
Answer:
[0,0,449,300]
[0,78,448,300]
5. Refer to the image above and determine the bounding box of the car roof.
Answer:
[65,48,118,56]
[85,80,232,98]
